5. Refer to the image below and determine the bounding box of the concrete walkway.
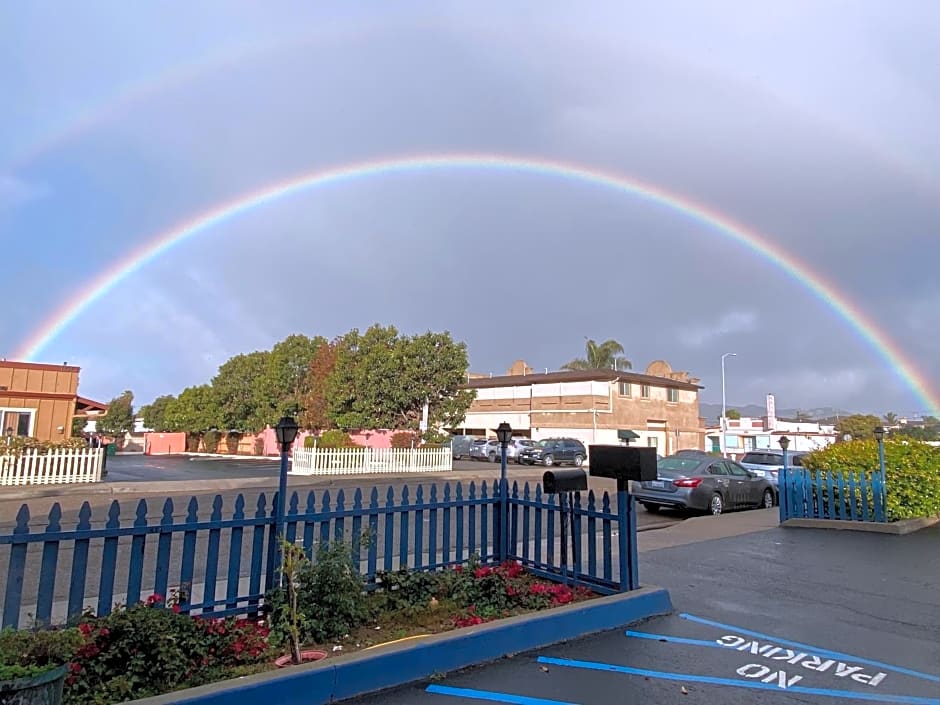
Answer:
[637,507,779,552]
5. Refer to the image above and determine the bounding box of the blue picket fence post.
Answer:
[1,478,640,627]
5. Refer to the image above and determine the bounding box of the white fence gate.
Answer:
[291,446,453,476]
[0,448,106,486]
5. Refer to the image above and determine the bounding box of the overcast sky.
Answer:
[2,1,938,417]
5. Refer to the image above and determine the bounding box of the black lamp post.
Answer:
[274,416,300,547]
[873,426,887,479]
[496,422,512,561]
[778,435,790,522]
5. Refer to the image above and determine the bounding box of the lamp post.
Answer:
[873,427,887,515]
[495,422,513,562]
[720,352,737,457]
[778,435,790,522]
[274,416,300,546]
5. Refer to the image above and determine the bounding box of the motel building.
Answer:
[0,360,107,442]
[453,359,705,455]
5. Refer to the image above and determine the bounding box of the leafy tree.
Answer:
[96,391,135,436]
[835,414,882,441]
[883,411,898,426]
[71,415,87,437]
[164,385,221,450]
[327,325,473,434]
[725,408,741,420]
[265,334,326,417]
[139,395,176,432]
[562,338,631,371]
[211,351,272,433]
[299,339,339,430]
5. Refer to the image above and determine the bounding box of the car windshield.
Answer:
[656,457,702,478]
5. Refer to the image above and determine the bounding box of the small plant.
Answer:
[0,626,80,681]
[279,539,305,665]
[390,432,419,449]
[225,432,241,454]
[316,430,359,448]
[202,430,221,454]
[303,436,317,449]
[254,437,265,455]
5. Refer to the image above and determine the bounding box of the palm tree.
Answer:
[562,338,632,371]
[884,411,898,426]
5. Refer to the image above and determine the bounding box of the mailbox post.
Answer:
[588,445,657,591]
[542,469,588,585]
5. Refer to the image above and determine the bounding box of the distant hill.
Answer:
[699,403,854,425]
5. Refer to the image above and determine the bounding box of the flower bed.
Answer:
[0,553,597,705]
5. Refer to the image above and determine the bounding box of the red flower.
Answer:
[474,567,492,579]
[98,627,110,638]
[454,565,463,573]
[146,593,164,606]
[78,622,94,636]
[69,663,82,674]
[172,604,181,614]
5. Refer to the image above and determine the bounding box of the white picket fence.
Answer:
[290,446,453,476]
[0,448,106,486]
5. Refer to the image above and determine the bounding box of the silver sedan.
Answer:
[633,455,776,516]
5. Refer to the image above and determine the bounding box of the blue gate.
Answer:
[779,467,887,523]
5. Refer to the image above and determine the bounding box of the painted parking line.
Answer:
[678,612,940,684]
[537,656,940,705]
[426,685,578,705]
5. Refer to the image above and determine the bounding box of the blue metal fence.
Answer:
[0,480,636,629]
[780,468,887,523]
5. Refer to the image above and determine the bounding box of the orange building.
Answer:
[0,361,106,441]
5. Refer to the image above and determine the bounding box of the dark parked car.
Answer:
[518,438,587,467]
[633,455,776,516]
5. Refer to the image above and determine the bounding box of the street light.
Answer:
[873,426,885,443]
[274,416,300,546]
[720,352,737,457]
[496,422,512,562]
[873,427,887,495]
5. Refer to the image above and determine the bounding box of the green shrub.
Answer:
[225,432,241,454]
[0,626,80,681]
[267,539,370,645]
[303,436,317,449]
[316,430,359,448]
[390,431,418,449]
[203,430,221,454]
[801,439,940,521]
[254,437,265,455]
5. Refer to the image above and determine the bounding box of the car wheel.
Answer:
[761,488,775,509]
[709,493,724,516]
[574,454,584,467]
[543,454,554,467]
[642,503,661,513]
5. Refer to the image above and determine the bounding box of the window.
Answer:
[619,382,631,396]
[1,408,34,437]
[641,385,651,398]
[667,388,679,403]
[725,463,749,477]
[647,436,658,448]
[707,463,728,475]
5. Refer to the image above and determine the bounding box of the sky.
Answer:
[1,0,938,417]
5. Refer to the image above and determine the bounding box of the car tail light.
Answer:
[673,477,703,488]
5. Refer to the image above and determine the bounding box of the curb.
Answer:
[782,516,940,535]
[130,586,672,705]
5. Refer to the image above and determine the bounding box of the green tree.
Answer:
[299,339,339,431]
[562,338,631,371]
[71,415,87,437]
[265,334,326,416]
[726,408,741,420]
[883,411,898,426]
[211,351,272,433]
[96,390,135,436]
[139,394,176,432]
[836,414,882,441]
[327,325,473,434]
[164,385,221,450]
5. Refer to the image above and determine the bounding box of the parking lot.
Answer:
[347,524,940,705]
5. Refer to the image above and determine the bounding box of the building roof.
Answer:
[462,368,702,391]
[0,360,80,372]
[76,396,109,413]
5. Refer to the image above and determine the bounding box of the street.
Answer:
[348,524,940,705]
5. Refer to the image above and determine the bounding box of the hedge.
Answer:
[801,439,940,521]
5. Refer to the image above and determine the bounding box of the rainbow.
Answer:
[13,153,939,413]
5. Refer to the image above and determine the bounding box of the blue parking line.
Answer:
[538,656,940,705]
[679,612,940,684]
[426,685,580,705]
[625,630,719,648]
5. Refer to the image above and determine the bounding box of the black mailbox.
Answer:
[589,445,658,489]
[542,469,588,494]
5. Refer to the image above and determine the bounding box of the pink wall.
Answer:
[145,432,187,455]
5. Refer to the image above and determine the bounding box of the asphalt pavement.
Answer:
[348,524,940,705]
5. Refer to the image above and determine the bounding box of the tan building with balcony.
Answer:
[0,361,105,442]
[455,359,705,455]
